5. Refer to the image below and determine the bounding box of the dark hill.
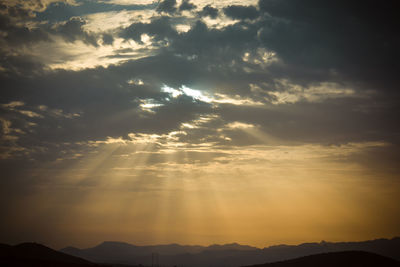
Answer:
[244,251,400,267]
[0,242,105,267]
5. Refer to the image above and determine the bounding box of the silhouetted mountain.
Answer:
[61,242,257,265]
[207,243,258,251]
[0,242,105,267]
[61,237,400,267]
[244,251,400,267]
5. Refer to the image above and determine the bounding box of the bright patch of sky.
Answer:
[161,85,183,98]
[83,9,154,32]
[201,16,240,30]
[181,86,213,102]
[187,0,258,9]
[175,24,191,33]
[161,85,263,106]
[139,99,164,113]
[226,122,255,129]
[33,37,156,70]
[100,0,156,5]
[255,81,364,105]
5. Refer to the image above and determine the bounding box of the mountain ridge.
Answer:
[60,237,400,266]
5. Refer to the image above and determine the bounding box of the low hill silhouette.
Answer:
[61,237,400,266]
[244,251,400,267]
[0,242,105,267]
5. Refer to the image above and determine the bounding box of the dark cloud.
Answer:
[257,0,400,92]
[0,51,218,163]
[156,0,177,15]
[217,97,400,145]
[35,0,157,22]
[0,0,68,13]
[120,16,177,43]
[0,12,50,46]
[102,33,114,45]
[171,20,259,63]
[0,54,46,76]
[223,5,259,20]
[1,49,398,166]
[53,17,98,46]
[179,0,196,11]
[198,5,218,19]
[0,3,34,20]
[0,5,100,52]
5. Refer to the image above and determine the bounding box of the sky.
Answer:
[0,0,399,249]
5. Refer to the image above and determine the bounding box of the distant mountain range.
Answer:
[1,241,400,267]
[245,251,400,267]
[61,237,400,266]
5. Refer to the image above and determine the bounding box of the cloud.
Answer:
[0,12,50,46]
[101,33,114,45]
[120,16,177,43]
[0,0,399,168]
[223,5,259,20]
[35,0,156,22]
[53,17,99,46]
[156,0,177,15]
[0,3,35,20]
[1,101,25,109]
[0,0,77,13]
[198,5,219,19]
[257,0,400,92]
[179,0,196,11]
